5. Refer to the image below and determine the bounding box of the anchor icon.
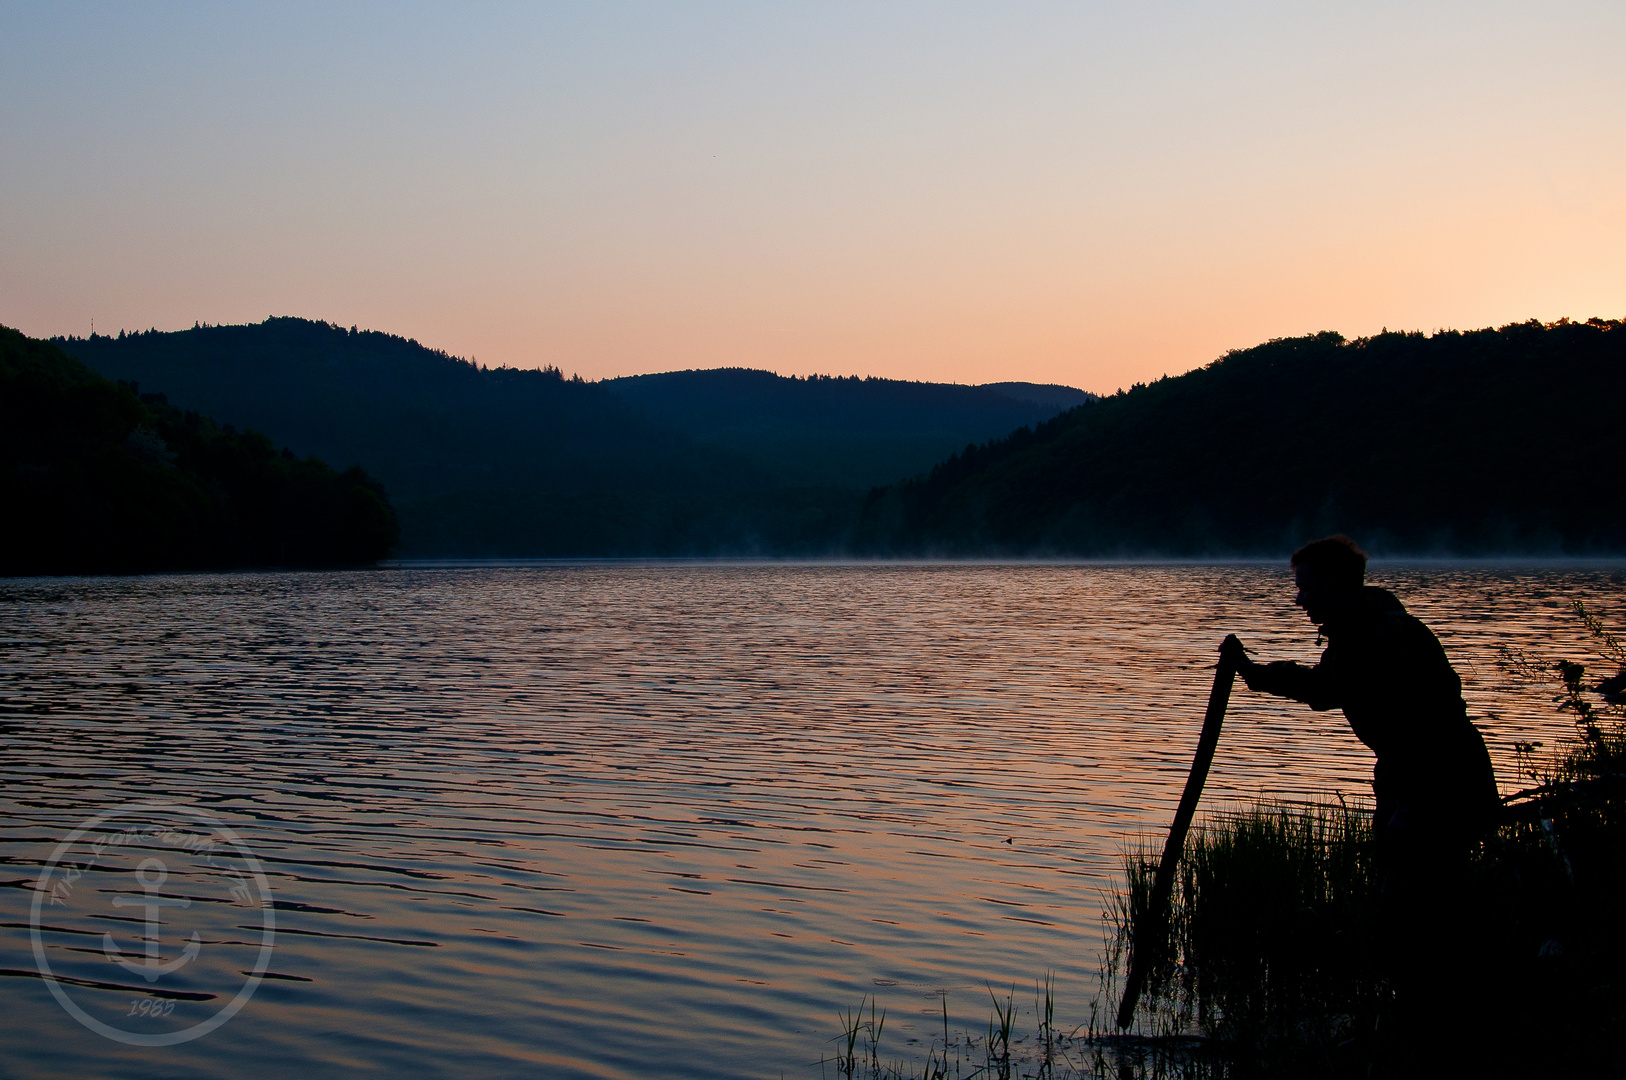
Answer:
[103,857,201,982]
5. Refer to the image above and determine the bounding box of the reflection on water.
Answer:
[0,563,1618,1078]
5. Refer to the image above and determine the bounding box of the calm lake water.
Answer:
[2,562,1620,1078]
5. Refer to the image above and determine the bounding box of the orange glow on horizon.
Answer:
[1,5,1621,393]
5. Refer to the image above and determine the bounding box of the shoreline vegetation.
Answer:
[827,601,1625,1079]
[1,325,398,575]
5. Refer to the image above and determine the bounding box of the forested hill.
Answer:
[59,318,753,502]
[1,326,397,574]
[59,319,1091,556]
[607,369,1090,488]
[858,319,1626,556]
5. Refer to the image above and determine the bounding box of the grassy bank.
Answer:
[1101,800,1385,1076]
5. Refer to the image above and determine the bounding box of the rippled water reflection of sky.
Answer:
[2,563,1620,1078]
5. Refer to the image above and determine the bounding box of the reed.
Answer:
[1098,799,1386,1073]
[824,978,1104,1080]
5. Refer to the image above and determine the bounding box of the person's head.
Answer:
[1289,535,1367,625]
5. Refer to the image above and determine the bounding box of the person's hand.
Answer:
[1219,634,1250,671]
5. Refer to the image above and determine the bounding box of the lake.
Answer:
[1,562,1619,1078]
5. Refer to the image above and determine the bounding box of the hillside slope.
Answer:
[60,320,797,556]
[60,318,754,501]
[859,320,1625,555]
[1,325,397,574]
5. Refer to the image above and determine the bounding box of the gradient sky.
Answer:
[2,2,1622,392]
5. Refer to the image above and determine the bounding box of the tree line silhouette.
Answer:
[29,316,1625,562]
[2,325,398,575]
[58,318,1084,556]
[858,319,1625,555]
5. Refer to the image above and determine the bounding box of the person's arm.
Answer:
[1220,635,1341,710]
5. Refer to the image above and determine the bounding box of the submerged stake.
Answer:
[1115,646,1238,1029]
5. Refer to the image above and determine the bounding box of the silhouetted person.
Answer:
[1219,535,1498,1069]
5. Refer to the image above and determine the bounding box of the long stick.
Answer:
[1115,650,1237,1029]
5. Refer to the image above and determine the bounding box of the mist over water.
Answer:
[1,563,1617,1078]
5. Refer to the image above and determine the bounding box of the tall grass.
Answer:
[1098,800,1387,1076]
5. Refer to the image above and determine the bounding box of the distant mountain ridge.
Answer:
[58,318,753,502]
[42,315,1626,559]
[59,318,1088,555]
[606,368,1089,488]
[858,319,1626,556]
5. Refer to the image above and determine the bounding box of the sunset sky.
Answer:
[3,2,1621,393]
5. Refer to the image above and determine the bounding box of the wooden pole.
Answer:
[1115,649,1238,1029]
